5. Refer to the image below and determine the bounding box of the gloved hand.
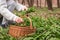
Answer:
[21,6,28,11]
[17,5,28,11]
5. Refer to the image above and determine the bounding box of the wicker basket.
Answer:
[9,16,36,38]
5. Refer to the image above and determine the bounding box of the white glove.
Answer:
[21,6,28,11]
[16,4,28,11]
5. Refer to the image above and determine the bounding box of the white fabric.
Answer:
[15,0,25,11]
[0,0,25,24]
[2,17,8,24]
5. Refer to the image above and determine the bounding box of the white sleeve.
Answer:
[0,0,18,21]
[15,0,25,11]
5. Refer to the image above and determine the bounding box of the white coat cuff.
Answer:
[13,16,18,22]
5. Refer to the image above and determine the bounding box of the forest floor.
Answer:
[0,8,60,40]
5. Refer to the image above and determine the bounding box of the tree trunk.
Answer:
[40,0,41,8]
[46,0,53,10]
[27,0,34,7]
[37,0,39,7]
[45,0,47,7]
[22,0,25,5]
[57,0,60,8]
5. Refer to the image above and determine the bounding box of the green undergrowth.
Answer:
[0,7,60,40]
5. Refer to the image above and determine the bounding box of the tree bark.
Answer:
[27,0,34,7]
[22,0,25,4]
[57,0,60,8]
[40,0,41,8]
[37,0,39,7]
[46,0,53,10]
[45,0,46,7]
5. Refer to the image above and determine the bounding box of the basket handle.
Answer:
[20,15,33,29]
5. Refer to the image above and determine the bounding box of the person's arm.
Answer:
[15,0,28,11]
[0,0,18,21]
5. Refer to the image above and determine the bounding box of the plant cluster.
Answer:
[0,8,60,40]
